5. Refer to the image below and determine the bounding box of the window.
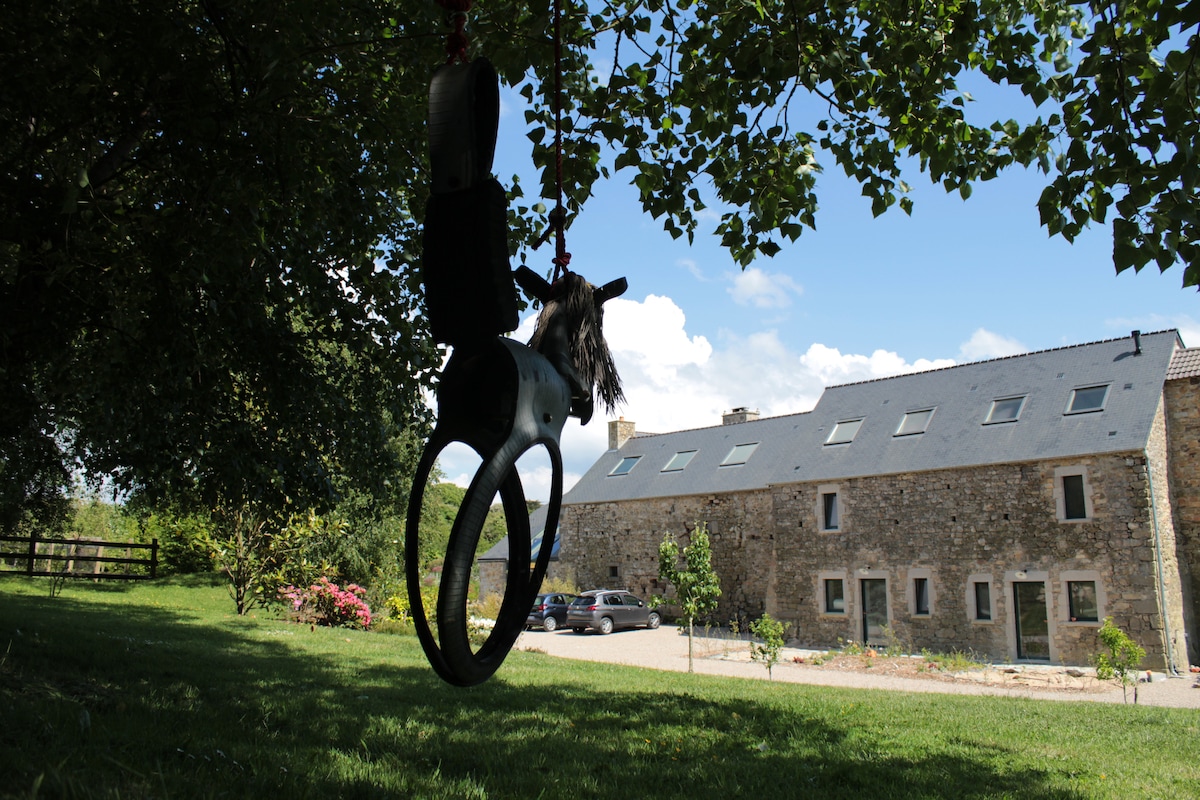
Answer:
[1055,467,1093,521]
[1068,581,1099,622]
[913,577,930,615]
[822,492,839,531]
[662,450,697,472]
[973,581,992,621]
[1066,384,1109,414]
[721,442,759,466]
[985,396,1026,424]
[608,456,641,476]
[826,418,863,445]
[1062,475,1086,519]
[608,565,620,580]
[824,579,845,614]
[895,409,934,437]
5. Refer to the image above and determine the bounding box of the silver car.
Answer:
[566,589,661,634]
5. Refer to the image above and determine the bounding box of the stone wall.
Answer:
[1165,374,1200,664]
[557,450,1176,667]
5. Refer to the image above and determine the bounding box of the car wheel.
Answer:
[598,616,614,635]
[543,615,558,632]
[646,611,661,630]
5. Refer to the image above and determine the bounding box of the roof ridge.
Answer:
[825,329,1179,390]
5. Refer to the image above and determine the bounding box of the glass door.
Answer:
[860,579,888,646]
[1013,581,1050,660]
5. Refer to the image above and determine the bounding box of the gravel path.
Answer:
[515,624,1200,708]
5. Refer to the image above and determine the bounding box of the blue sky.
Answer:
[433,82,1199,505]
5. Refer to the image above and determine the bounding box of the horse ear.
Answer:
[594,277,628,304]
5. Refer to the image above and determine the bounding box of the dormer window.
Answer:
[608,455,641,476]
[662,450,697,472]
[895,408,934,437]
[721,442,759,466]
[1066,385,1109,414]
[825,418,863,445]
[985,395,1026,424]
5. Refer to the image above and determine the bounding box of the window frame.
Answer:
[1054,466,1093,522]
[895,408,935,437]
[1061,571,1104,624]
[661,449,698,472]
[964,573,993,623]
[1065,384,1110,415]
[720,442,759,467]
[820,572,847,615]
[825,418,864,446]
[608,455,642,476]
[984,395,1026,425]
[908,570,933,617]
[822,492,840,531]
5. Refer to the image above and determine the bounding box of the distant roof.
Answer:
[478,504,559,562]
[564,330,1181,505]
[1167,347,1200,380]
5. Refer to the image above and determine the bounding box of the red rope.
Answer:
[435,0,472,63]
[550,0,568,279]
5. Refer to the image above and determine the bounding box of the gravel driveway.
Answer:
[515,624,1200,708]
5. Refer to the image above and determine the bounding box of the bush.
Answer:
[281,577,372,630]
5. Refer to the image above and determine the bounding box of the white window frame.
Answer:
[984,395,1026,424]
[966,573,994,624]
[1054,466,1094,522]
[1060,570,1105,625]
[895,408,935,437]
[907,568,934,617]
[608,455,641,476]
[661,450,697,472]
[1065,384,1110,415]
[825,418,864,445]
[720,442,759,467]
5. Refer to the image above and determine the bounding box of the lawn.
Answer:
[1,576,1196,799]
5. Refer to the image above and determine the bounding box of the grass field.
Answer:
[1,576,1196,799]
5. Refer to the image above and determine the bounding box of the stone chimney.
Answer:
[722,407,759,425]
[608,417,636,450]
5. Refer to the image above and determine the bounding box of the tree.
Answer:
[500,0,1199,284]
[658,521,721,672]
[2,2,439,536]
[1092,616,1147,704]
[749,612,787,680]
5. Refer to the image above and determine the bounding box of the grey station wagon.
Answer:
[566,589,661,634]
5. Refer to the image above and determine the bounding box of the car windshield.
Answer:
[570,596,594,606]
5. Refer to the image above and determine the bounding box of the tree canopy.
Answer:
[3,0,1196,529]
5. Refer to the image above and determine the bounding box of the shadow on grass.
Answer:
[0,586,1090,799]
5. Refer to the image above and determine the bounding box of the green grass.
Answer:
[1,577,1197,799]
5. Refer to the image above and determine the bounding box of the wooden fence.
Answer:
[0,533,158,580]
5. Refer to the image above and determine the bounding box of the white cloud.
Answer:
[726,267,803,308]
[957,328,1027,362]
[677,258,707,281]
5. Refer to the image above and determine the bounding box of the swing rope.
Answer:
[435,0,473,64]
[550,0,570,280]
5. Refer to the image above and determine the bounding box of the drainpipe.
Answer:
[1144,451,1181,676]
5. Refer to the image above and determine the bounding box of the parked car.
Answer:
[566,589,661,634]
[526,592,576,632]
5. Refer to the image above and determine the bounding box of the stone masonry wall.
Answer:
[557,451,1171,667]
[1146,394,1190,670]
[1165,375,1200,664]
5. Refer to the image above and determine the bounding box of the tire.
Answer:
[598,616,614,635]
[646,611,661,630]
[543,615,558,632]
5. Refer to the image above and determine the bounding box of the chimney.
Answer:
[608,417,636,450]
[1132,330,1142,356]
[722,407,760,425]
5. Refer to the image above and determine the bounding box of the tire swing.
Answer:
[406,0,625,686]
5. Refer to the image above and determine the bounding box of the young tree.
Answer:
[749,613,787,680]
[658,521,722,672]
[1092,616,1147,704]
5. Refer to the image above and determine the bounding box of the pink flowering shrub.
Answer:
[281,577,372,630]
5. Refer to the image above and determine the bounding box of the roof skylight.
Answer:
[895,408,934,437]
[825,418,863,445]
[608,455,641,476]
[720,443,759,466]
[662,450,697,472]
[1066,385,1109,414]
[985,395,1025,424]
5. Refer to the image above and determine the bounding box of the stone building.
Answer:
[522,329,1198,670]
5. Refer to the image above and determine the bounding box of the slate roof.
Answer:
[563,330,1182,505]
[479,504,558,561]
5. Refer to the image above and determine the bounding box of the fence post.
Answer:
[27,533,36,575]
[151,538,158,579]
